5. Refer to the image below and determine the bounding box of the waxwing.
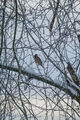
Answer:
[34,54,43,68]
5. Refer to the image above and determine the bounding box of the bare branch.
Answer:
[0,63,80,104]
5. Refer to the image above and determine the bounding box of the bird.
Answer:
[34,54,44,68]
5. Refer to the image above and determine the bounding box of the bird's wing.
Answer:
[38,56,42,64]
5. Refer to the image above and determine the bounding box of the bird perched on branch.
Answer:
[34,54,44,68]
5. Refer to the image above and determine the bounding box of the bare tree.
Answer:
[0,0,80,120]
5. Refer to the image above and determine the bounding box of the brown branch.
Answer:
[49,15,55,31]
[49,0,60,31]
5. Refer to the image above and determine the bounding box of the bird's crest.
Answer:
[34,54,37,58]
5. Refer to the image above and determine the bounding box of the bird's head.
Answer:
[34,54,37,58]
